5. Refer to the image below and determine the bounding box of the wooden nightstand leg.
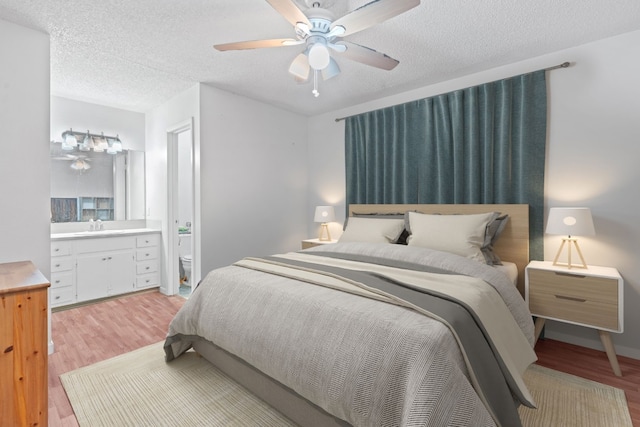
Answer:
[598,330,622,377]
[533,317,546,344]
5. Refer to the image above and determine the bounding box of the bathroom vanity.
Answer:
[50,229,161,308]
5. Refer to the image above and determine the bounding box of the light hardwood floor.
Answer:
[48,290,186,427]
[48,291,639,426]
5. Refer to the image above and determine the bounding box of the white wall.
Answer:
[177,130,193,228]
[145,83,309,293]
[307,30,640,359]
[0,19,50,277]
[51,96,145,151]
[145,84,200,293]
[198,84,308,272]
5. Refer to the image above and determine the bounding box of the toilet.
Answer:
[178,234,192,286]
[181,255,192,286]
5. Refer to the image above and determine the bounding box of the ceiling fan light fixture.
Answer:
[70,159,90,171]
[322,57,340,80]
[308,43,330,70]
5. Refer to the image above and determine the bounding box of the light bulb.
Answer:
[308,44,330,70]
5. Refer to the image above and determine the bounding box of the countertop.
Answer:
[51,228,160,241]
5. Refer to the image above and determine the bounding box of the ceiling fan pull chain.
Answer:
[312,70,320,97]
[313,70,318,96]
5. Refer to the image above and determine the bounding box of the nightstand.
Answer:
[525,260,624,376]
[301,238,337,249]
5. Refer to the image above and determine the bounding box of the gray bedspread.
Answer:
[165,243,536,427]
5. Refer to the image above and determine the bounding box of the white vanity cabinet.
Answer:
[76,237,135,302]
[50,230,161,307]
[135,234,161,290]
[50,240,76,307]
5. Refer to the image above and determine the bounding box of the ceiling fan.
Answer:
[214,0,420,96]
[52,154,92,171]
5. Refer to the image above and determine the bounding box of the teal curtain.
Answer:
[345,70,547,259]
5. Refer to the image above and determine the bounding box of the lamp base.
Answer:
[318,223,331,241]
[552,237,588,269]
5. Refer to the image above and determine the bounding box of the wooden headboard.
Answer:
[348,204,529,295]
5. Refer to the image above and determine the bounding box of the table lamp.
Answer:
[314,206,335,241]
[545,207,595,269]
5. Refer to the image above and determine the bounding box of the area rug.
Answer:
[61,342,632,427]
[519,364,632,427]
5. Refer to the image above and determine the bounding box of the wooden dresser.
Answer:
[0,261,50,426]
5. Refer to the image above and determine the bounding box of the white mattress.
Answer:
[495,261,518,286]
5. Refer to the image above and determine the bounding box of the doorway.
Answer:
[167,118,196,297]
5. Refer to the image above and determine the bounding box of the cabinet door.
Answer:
[108,251,135,296]
[76,254,109,302]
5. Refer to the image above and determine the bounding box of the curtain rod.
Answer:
[334,61,571,122]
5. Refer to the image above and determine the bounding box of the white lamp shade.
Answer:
[545,207,595,237]
[314,206,335,223]
[308,43,330,70]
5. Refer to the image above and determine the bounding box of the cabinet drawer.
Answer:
[529,291,618,330]
[76,236,134,253]
[51,286,76,307]
[136,273,159,289]
[136,234,160,248]
[136,260,158,275]
[51,258,74,273]
[136,247,159,261]
[51,241,73,257]
[50,271,74,289]
[528,268,617,305]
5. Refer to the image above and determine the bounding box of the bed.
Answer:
[165,204,536,427]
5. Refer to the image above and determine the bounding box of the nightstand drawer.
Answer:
[528,268,617,305]
[529,292,618,330]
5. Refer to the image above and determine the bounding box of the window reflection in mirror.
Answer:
[50,142,145,222]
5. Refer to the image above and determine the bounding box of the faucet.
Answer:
[89,219,95,231]
[96,219,103,231]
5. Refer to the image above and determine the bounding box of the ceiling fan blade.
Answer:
[330,0,420,37]
[335,41,399,70]
[266,0,311,27]
[214,38,301,51]
[289,53,310,80]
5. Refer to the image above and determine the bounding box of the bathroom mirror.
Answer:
[50,142,145,222]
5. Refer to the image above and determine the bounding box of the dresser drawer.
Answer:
[50,271,74,289]
[51,286,76,307]
[136,260,158,275]
[136,273,159,289]
[527,268,617,305]
[51,241,73,257]
[529,291,618,330]
[51,258,74,273]
[136,234,160,248]
[136,247,159,261]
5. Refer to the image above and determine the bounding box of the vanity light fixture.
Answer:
[62,131,78,151]
[545,207,595,269]
[314,205,335,241]
[61,129,123,154]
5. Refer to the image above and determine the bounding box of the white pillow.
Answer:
[338,217,405,243]
[406,211,498,262]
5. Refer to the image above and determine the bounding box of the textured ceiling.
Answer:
[1,0,639,115]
